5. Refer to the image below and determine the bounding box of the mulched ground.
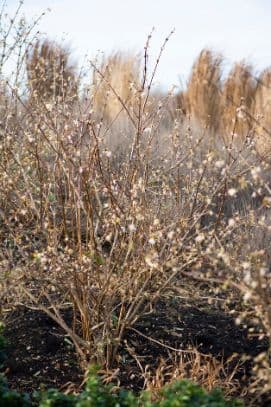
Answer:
[1,293,270,404]
[3,307,82,393]
[119,299,269,395]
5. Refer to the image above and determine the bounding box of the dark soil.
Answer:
[119,299,269,393]
[2,295,270,404]
[3,307,82,393]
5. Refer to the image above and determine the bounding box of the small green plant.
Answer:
[38,366,139,407]
[153,380,243,407]
[0,363,243,406]
[37,366,243,407]
[0,374,32,407]
[37,388,77,407]
[38,373,243,406]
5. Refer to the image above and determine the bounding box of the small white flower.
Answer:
[251,167,261,180]
[27,134,34,143]
[148,238,156,245]
[128,224,136,232]
[145,251,159,268]
[242,262,250,270]
[104,150,112,158]
[45,103,53,112]
[228,218,235,227]
[244,271,251,284]
[195,233,205,243]
[215,160,225,168]
[251,281,258,289]
[243,291,252,301]
[167,231,174,239]
[228,188,237,197]
[143,127,152,134]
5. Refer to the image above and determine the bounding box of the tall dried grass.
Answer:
[145,351,242,399]
[26,39,78,104]
[92,52,141,123]
[221,62,256,143]
[254,68,271,157]
[185,49,222,134]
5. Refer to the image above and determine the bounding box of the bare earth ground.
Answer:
[1,279,270,405]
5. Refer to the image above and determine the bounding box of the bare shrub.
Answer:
[1,5,271,402]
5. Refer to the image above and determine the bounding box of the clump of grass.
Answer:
[146,351,242,400]
[221,62,256,144]
[26,39,78,104]
[92,51,141,123]
[254,68,271,158]
[185,49,222,134]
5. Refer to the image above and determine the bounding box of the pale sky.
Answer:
[7,0,271,90]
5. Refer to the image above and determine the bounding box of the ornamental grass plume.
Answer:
[220,62,256,144]
[92,51,141,122]
[185,49,222,135]
[26,39,78,104]
[254,68,271,158]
